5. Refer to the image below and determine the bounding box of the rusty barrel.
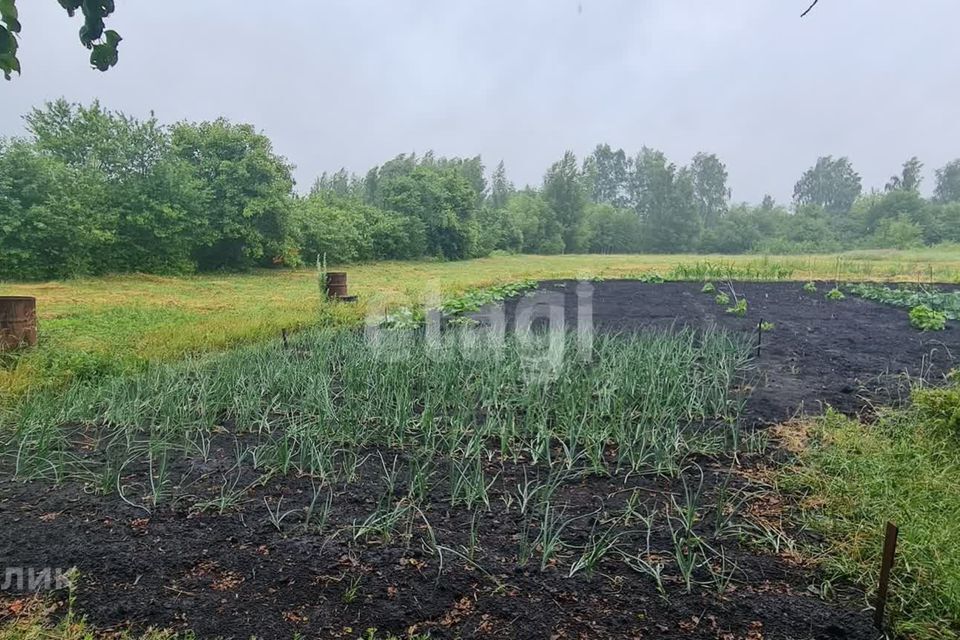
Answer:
[325,272,349,299]
[0,296,37,351]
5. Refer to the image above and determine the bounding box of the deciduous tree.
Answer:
[688,152,729,229]
[543,151,586,252]
[583,144,630,208]
[934,159,960,203]
[171,119,297,270]
[885,156,923,193]
[793,156,862,215]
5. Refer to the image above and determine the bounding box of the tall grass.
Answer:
[668,259,795,281]
[783,387,960,640]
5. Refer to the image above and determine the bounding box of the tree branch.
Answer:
[801,0,820,18]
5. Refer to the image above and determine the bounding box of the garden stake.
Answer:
[756,318,763,358]
[874,521,899,630]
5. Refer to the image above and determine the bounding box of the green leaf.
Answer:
[0,52,19,72]
[80,17,104,46]
[104,29,121,46]
[58,0,82,17]
[0,0,20,33]
[89,41,118,71]
[0,51,17,80]
[0,25,15,56]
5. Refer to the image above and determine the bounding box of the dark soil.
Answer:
[3,281,956,640]
[0,450,876,640]
[499,281,959,424]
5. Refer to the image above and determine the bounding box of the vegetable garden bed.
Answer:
[2,280,958,639]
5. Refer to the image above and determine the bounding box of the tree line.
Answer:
[2,100,959,280]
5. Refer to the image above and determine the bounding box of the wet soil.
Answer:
[500,281,959,424]
[0,450,877,640]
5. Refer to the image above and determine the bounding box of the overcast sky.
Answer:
[2,0,958,203]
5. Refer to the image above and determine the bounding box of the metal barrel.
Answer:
[0,296,37,351]
[325,272,349,299]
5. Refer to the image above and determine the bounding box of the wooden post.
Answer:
[874,521,899,630]
[756,318,763,358]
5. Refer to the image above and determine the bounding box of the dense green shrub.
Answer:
[0,141,119,280]
[171,119,297,270]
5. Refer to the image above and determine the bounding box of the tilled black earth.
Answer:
[2,281,957,640]
[504,281,959,424]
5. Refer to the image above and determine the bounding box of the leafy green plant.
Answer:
[714,292,730,306]
[379,306,424,329]
[440,280,538,316]
[910,305,947,331]
[379,279,539,328]
[701,282,716,294]
[726,299,748,317]
[826,288,845,301]
[633,272,665,283]
[850,284,960,320]
[760,321,775,332]
[803,282,818,293]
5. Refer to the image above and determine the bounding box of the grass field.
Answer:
[2,250,960,402]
